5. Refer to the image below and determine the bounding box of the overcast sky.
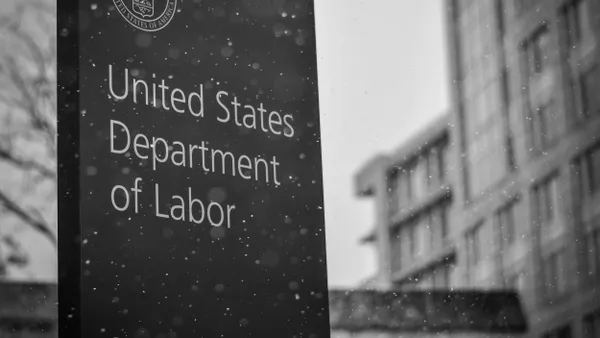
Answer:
[315,0,449,288]
[7,1,450,289]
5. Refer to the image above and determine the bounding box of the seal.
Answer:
[113,0,178,32]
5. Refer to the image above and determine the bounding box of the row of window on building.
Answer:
[458,0,599,199]
[465,141,600,302]
[389,201,450,274]
[386,138,599,292]
[379,0,600,308]
[522,0,598,153]
[388,138,449,215]
[384,141,599,289]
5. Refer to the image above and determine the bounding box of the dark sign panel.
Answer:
[329,290,528,334]
[58,1,330,337]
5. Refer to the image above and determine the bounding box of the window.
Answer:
[564,0,594,51]
[522,26,559,154]
[440,204,448,242]
[542,325,572,338]
[585,228,600,281]
[541,249,567,300]
[432,269,447,288]
[506,270,525,291]
[416,271,434,289]
[441,143,450,182]
[426,145,446,189]
[526,26,549,75]
[578,68,598,120]
[530,106,547,150]
[495,0,505,37]
[426,149,438,188]
[585,145,600,195]
[403,167,414,203]
[583,309,600,338]
[532,175,560,227]
[404,218,427,261]
[432,263,452,289]
[575,143,600,199]
[413,158,428,200]
[497,200,517,247]
[409,223,417,259]
[430,203,449,249]
[390,229,403,274]
[415,218,429,258]
[392,165,416,211]
[563,0,598,124]
[408,263,453,290]
[396,151,444,205]
[389,171,400,216]
[529,103,559,152]
[400,224,413,269]
[466,223,483,267]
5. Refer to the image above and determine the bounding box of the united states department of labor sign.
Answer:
[58,0,330,337]
[113,0,177,31]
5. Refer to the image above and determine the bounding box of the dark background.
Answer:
[76,0,330,337]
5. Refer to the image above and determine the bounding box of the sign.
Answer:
[58,1,330,337]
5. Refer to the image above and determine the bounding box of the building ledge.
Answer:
[390,184,452,230]
[360,185,453,245]
[391,243,456,283]
[329,289,528,334]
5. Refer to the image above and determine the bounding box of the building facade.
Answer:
[356,1,600,337]
[356,114,460,291]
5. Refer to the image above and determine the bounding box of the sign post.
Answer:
[58,1,330,336]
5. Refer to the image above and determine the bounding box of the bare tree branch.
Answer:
[0,0,57,273]
[0,190,56,248]
[0,148,56,179]
[2,56,55,144]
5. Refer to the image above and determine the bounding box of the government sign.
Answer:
[57,1,330,337]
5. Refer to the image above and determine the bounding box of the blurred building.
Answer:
[356,114,459,291]
[0,281,57,337]
[357,0,600,337]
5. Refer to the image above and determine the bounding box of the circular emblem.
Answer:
[113,0,178,32]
